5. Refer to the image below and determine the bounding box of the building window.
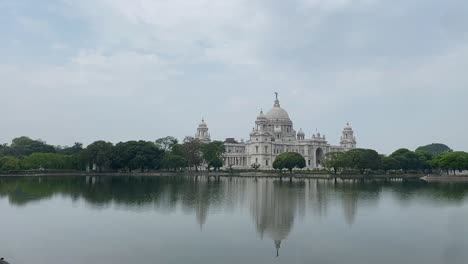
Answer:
[264,146,268,153]
[266,160,269,166]
[256,146,259,153]
[256,158,258,163]
[308,160,311,166]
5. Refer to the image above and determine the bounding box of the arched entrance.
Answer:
[316,148,324,168]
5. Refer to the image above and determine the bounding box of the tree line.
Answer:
[0,136,225,173]
[322,144,468,175]
[1,137,466,175]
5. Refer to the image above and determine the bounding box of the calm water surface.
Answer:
[1,176,467,264]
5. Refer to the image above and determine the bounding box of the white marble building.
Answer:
[195,94,356,170]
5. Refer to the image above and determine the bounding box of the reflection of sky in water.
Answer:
[0,176,467,264]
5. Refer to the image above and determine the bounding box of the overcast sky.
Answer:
[1,0,467,154]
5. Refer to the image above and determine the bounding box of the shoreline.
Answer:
[0,171,426,180]
[0,171,468,183]
[421,175,468,182]
[2,172,468,182]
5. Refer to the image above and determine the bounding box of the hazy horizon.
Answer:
[1,0,467,154]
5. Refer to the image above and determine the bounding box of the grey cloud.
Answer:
[0,0,467,154]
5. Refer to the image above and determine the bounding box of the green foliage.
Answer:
[155,136,178,152]
[111,141,164,172]
[416,143,452,156]
[171,144,185,157]
[382,156,399,172]
[201,141,226,171]
[1,136,456,176]
[21,153,78,170]
[83,141,114,172]
[162,154,187,171]
[0,156,21,172]
[181,137,203,171]
[0,144,9,157]
[324,147,440,175]
[346,149,381,174]
[273,152,306,173]
[389,148,431,173]
[4,136,56,156]
[208,157,224,171]
[432,152,468,174]
[323,152,346,174]
[56,142,84,155]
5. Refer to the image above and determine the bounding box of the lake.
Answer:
[1,175,467,264]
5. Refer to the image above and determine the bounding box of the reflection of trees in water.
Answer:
[303,179,380,225]
[387,181,468,206]
[306,179,332,219]
[333,180,381,226]
[1,176,468,235]
[250,179,306,256]
[0,175,248,228]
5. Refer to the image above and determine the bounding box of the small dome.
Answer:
[199,118,208,127]
[297,128,305,136]
[257,110,267,120]
[344,122,353,130]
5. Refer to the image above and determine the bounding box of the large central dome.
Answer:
[266,98,290,120]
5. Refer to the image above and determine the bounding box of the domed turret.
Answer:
[199,118,208,128]
[257,110,267,120]
[344,122,352,131]
[195,118,211,143]
[340,122,356,150]
[297,128,305,140]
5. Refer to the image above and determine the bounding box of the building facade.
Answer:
[195,94,356,170]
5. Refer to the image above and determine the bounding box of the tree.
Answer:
[251,163,261,171]
[0,157,20,172]
[346,149,381,174]
[84,141,114,172]
[208,157,224,171]
[9,136,56,156]
[272,156,285,172]
[323,152,346,174]
[382,156,399,173]
[162,154,187,171]
[415,150,433,173]
[155,136,178,152]
[432,152,468,175]
[390,148,418,173]
[201,141,225,171]
[390,148,432,173]
[57,142,84,155]
[181,137,203,171]
[0,143,10,157]
[273,152,306,173]
[20,153,75,170]
[111,141,164,172]
[416,143,452,156]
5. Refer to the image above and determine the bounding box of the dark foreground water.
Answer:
[1,176,468,264]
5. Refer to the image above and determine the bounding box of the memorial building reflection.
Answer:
[1,175,468,256]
